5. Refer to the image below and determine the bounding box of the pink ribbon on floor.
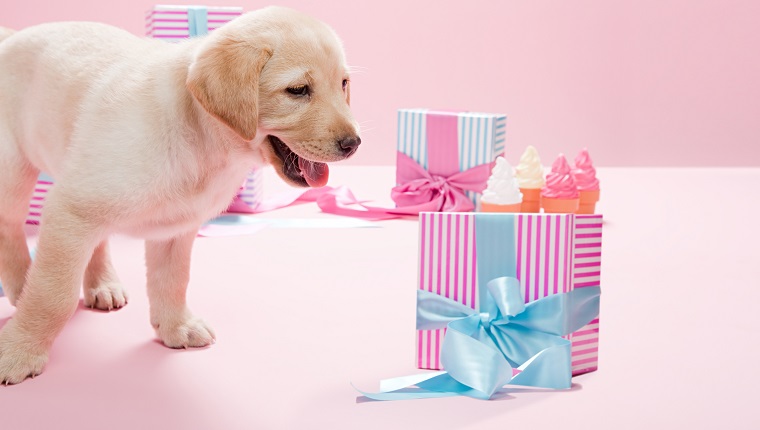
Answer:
[226,155,490,221]
[225,155,491,221]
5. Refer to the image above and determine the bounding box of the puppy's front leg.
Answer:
[146,230,215,348]
[0,209,101,384]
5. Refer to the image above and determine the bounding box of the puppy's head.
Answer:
[186,6,360,188]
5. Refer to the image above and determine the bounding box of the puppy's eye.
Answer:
[286,85,309,96]
[342,79,348,90]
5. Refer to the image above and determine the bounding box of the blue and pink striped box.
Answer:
[145,5,243,41]
[25,173,53,225]
[416,212,602,376]
[397,109,507,210]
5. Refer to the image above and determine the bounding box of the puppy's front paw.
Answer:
[83,281,129,311]
[154,315,216,349]
[0,322,48,385]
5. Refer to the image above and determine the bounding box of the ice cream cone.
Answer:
[542,154,580,214]
[577,189,600,214]
[542,197,580,214]
[481,201,522,213]
[479,156,523,213]
[520,188,541,213]
[572,148,601,214]
[515,146,545,212]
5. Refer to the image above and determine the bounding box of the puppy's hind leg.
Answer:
[83,240,129,311]
[0,136,38,307]
[146,230,215,349]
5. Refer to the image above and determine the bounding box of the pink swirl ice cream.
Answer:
[572,148,600,191]
[572,148,601,213]
[542,154,579,199]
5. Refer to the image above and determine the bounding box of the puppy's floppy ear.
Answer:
[187,35,272,141]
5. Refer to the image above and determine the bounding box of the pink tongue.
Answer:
[298,158,329,187]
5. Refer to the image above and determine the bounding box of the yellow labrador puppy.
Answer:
[0,6,360,384]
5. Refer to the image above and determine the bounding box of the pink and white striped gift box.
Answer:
[26,173,54,225]
[397,109,508,210]
[416,212,603,376]
[145,5,243,41]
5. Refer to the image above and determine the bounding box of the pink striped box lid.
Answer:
[416,212,602,376]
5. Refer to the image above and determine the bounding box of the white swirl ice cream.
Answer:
[481,157,523,207]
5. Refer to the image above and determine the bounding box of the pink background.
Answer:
[3,0,760,166]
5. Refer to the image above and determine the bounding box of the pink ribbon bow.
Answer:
[391,152,492,213]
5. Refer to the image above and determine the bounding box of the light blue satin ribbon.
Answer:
[357,213,601,400]
[187,6,209,37]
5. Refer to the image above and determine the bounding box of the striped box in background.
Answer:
[226,168,265,213]
[146,4,262,212]
[415,212,603,377]
[26,173,54,225]
[237,169,264,210]
[397,109,507,210]
[145,5,243,41]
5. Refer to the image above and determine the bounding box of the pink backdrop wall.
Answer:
[3,0,759,166]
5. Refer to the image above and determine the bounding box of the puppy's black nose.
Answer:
[338,136,361,156]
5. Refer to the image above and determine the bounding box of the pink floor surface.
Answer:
[1,166,758,429]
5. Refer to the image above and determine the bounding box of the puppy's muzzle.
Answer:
[338,135,361,157]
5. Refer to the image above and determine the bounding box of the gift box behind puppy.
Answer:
[145,5,242,40]
[145,4,261,212]
[25,173,53,225]
[416,212,602,376]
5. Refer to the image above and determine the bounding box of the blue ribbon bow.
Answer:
[358,277,601,401]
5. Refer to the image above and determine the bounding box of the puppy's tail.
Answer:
[0,27,15,44]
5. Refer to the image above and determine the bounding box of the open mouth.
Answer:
[269,135,329,187]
